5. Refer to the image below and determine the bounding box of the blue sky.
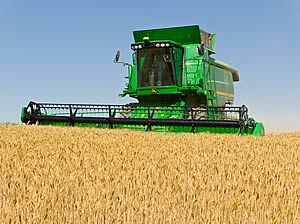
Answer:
[0,0,299,133]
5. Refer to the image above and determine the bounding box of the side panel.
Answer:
[206,62,234,106]
[184,45,202,86]
[215,65,234,105]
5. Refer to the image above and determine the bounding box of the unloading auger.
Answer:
[21,25,265,136]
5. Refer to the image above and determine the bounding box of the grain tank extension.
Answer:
[21,25,265,136]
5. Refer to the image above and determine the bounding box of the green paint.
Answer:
[133,25,202,45]
[252,122,265,136]
[20,107,26,123]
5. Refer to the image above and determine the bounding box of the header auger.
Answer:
[21,25,265,136]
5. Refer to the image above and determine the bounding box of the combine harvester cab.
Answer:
[21,25,265,136]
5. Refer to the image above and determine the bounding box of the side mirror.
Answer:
[113,50,133,73]
[114,50,120,63]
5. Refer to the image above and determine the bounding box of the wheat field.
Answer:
[0,124,299,223]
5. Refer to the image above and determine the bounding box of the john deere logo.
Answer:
[151,88,157,94]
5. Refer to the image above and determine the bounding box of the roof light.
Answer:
[143,36,150,43]
[155,43,160,47]
[161,43,165,47]
[165,43,170,47]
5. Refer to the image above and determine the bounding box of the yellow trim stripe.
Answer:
[216,91,234,98]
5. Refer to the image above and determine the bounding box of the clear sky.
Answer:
[0,0,299,133]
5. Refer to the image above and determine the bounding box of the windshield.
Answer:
[137,48,176,87]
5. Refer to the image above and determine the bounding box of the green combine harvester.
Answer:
[21,25,265,136]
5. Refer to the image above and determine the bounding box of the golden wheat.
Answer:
[0,124,299,223]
